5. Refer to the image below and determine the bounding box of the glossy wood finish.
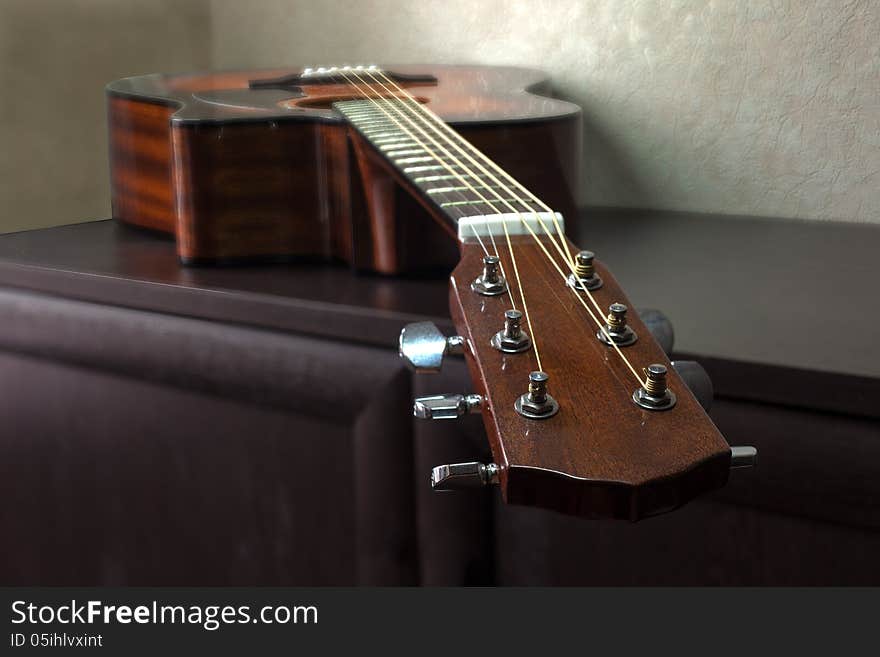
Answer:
[107,65,580,270]
[107,96,176,233]
[107,66,729,519]
[450,238,732,520]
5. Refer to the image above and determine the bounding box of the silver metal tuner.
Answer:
[471,255,507,296]
[730,446,758,469]
[597,302,638,347]
[413,393,482,420]
[399,321,465,373]
[431,462,499,491]
[514,371,559,419]
[638,308,674,355]
[491,309,531,353]
[671,360,713,412]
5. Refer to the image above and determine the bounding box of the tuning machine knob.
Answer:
[413,393,482,420]
[399,321,465,373]
[671,360,714,412]
[730,446,758,469]
[638,308,674,355]
[431,461,499,491]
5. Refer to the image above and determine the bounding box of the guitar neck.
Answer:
[334,99,549,233]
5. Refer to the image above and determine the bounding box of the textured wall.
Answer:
[0,0,211,233]
[0,1,876,233]
[211,0,879,223]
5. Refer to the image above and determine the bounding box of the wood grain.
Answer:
[106,65,732,519]
[107,96,176,233]
[106,65,580,271]
[449,237,732,520]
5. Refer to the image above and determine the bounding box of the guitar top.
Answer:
[107,64,578,124]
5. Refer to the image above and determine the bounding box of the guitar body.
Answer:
[107,65,581,271]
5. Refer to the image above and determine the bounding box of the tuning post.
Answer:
[399,321,465,373]
[471,255,507,296]
[515,371,560,419]
[597,302,638,347]
[490,309,531,353]
[567,250,603,291]
[413,393,482,420]
[633,363,677,410]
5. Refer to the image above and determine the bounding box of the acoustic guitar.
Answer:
[107,64,755,520]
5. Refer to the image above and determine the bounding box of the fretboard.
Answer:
[334,99,545,224]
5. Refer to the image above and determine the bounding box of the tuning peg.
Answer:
[413,393,482,420]
[431,462,499,491]
[637,308,674,355]
[671,360,714,412]
[399,321,465,373]
[730,446,758,469]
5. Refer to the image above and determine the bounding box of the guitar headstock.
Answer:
[401,232,753,521]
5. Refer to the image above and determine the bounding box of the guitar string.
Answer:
[341,69,541,369]
[364,70,647,387]
[373,71,575,280]
[361,71,609,328]
[334,71,508,291]
[336,77,509,294]
[371,71,646,387]
[343,70,646,388]
[338,72,517,277]
[368,71,596,315]
[340,68,544,372]
[358,70,645,386]
[335,88,493,260]
[335,78,503,265]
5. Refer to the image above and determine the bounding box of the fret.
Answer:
[393,156,434,165]
[426,185,506,195]
[334,98,558,232]
[354,121,393,130]
[439,198,537,209]
[373,137,418,151]
[403,164,452,173]
[383,148,424,157]
[412,174,481,183]
[441,206,473,221]
[356,117,394,126]
[359,126,398,136]
[338,108,382,117]
[396,154,514,169]
[342,110,383,118]
[402,164,480,174]
[361,131,401,140]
